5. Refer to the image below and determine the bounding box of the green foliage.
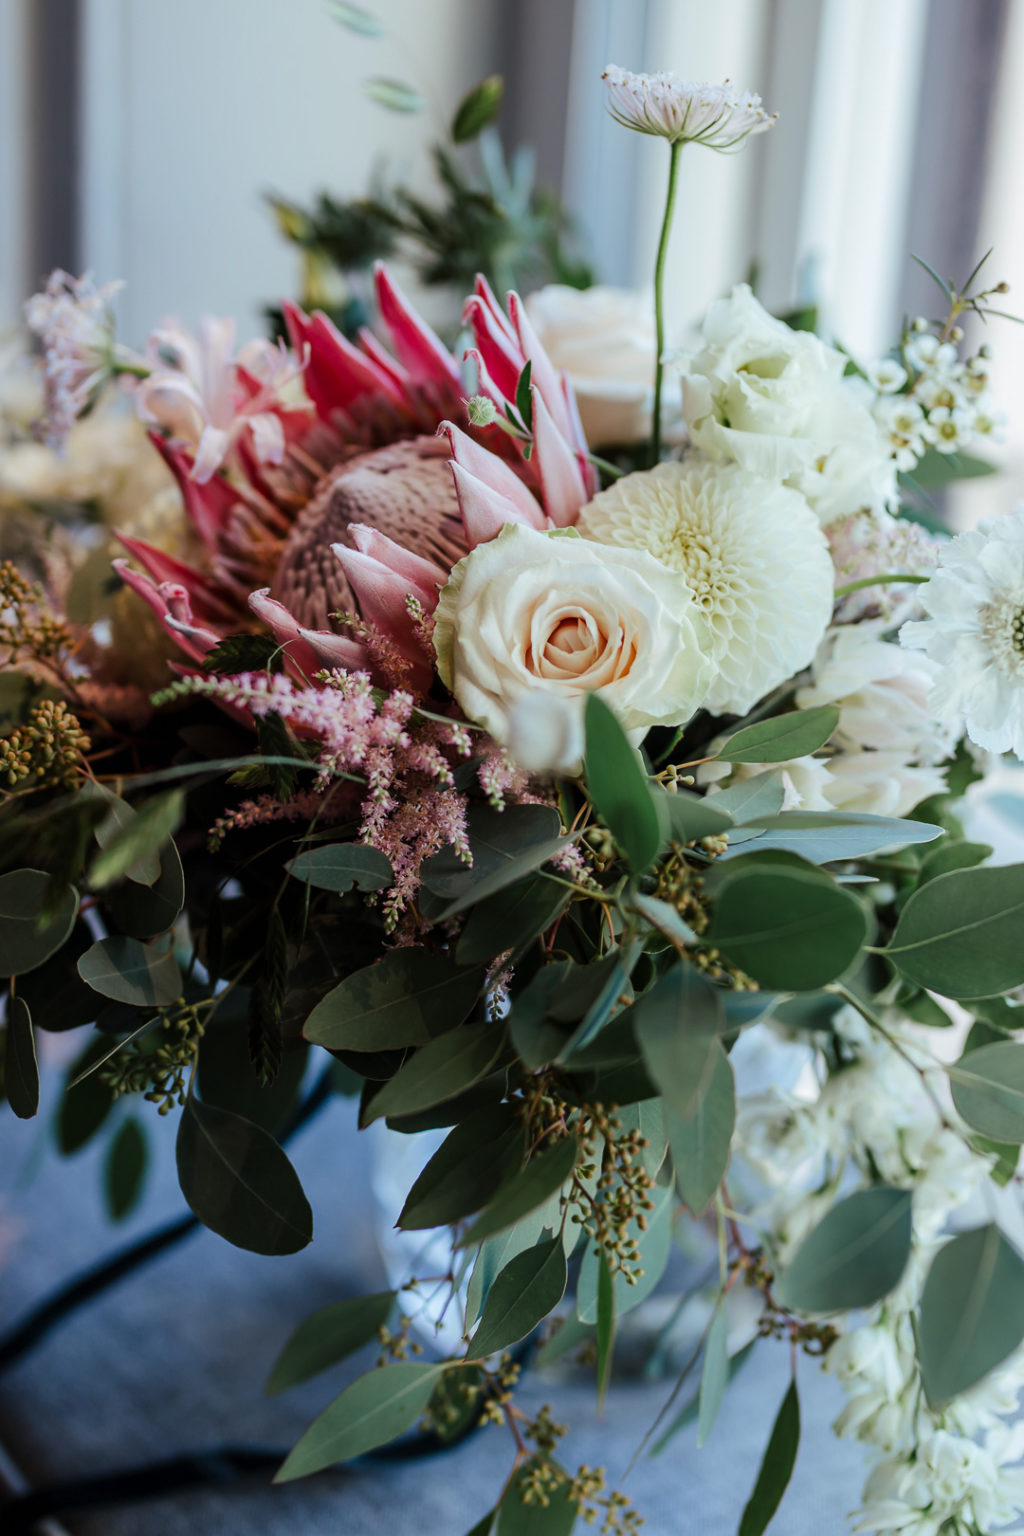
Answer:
[633,964,722,1119]
[917,839,991,883]
[304,948,482,1051]
[918,1225,1024,1403]
[698,1307,729,1448]
[948,1042,1024,1142]
[776,1188,913,1312]
[57,1037,116,1153]
[655,786,734,842]
[89,791,183,889]
[665,1044,735,1215]
[0,870,78,977]
[584,694,663,875]
[327,1,386,36]
[4,994,39,1118]
[711,772,785,822]
[497,1459,578,1535]
[286,843,393,893]
[398,1104,524,1229]
[104,839,185,940]
[457,876,569,965]
[364,1022,505,1122]
[203,631,283,674]
[176,1096,313,1255]
[885,864,1024,998]
[596,1251,615,1410]
[719,812,943,865]
[707,864,867,990]
[452,75,504,143]
[738,1378,800,1536]
[275,1362,444,1481]
[461,1134,579,1246]
[266,1291,395,1396]
[577,1180,673,1321]
[470,1237,568,1358]
[718,707,839,764]
[104,1117,148,1219]
[77,936,183,1008]
[422,803,566,918]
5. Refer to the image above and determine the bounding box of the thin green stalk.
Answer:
[651,141,682,465]
[833,572,929,599]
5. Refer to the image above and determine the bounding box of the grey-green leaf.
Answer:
[719,812,943,865]
[654,786,733,842]
[711,773,785,823]
[451,74,504,142]
[457,877,568,966]
[738,1378,800,1536]
[363,77,424,112]
[918,1224,1024,1403]
[77,936,182,1008]
[285,843,392,893]
[719,707,838,764]
[5,994,39,1118]
[90,790,183,889]
[304,949,482,1051]
[328,1,386,35]
[634,965,723,1117]
[666,1042,736,1214]
[104,1117,148,1220]
[949,1042,1024,1143]
[364,1024,503,1122]
[0,871,78,977]
[266,1292,395,1396]
[584,692,663,875]
[497,1458,577,1535]
[275,1362,442,1481]
[176,1097,313,1255]
[776,1187,913,1312]
[698,1307,729,1448]
[470,1238,567,1358]
[885,864,1024,999]
[398,1104,524,1230]
[707,866,867,991]
[461,1134,579,1246]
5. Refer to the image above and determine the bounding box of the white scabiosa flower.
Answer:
[900,508,1024,758]
[601,66,776,149]
[576,456,833,714]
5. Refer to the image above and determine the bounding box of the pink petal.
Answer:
[348,524,449,594]
[373,264,461,388]
[439,420,543,527]
[150,435,238,554]
[331,542,436,627]
[508,290,574,441]
[115,531,235,623]
[192,423,233,483]
[281,300,403,417]
[112,560,215,664]
[473,274,517,343]
[530,385,586,527]
[296,624,370,671]
[247,588,325,679]
[356,326,410,390]
[461,294,523,401]
[449,462,535,546]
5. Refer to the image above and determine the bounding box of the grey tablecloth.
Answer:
[0,1073,866,1535]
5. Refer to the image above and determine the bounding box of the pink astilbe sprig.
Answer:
[209,788,340,850]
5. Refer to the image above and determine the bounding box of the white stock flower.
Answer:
[432,523,714,772]
[674,285,897,525]
[523,284,666,448]
[900,507,1024,758]
[577,456,833,714]
[601,66,776,149]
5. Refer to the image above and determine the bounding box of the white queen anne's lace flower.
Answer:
[576,455,834,714]
[601,66,777,149]
[901,507,1024,758]
[24,270,123,452]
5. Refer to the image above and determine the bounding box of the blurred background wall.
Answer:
[2,0,1022,511]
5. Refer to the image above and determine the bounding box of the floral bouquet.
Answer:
[5,64,1024,1536]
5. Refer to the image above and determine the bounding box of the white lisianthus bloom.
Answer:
[433,523,714,772]
[673,285,897,525]
[577,456,833,714]
[601,66,777,149]
[900,508,1024,758]
[523,284,668,448]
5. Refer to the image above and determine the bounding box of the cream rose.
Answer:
[433,524,714,772]
[673,284,897,525]
[524,284,673,448]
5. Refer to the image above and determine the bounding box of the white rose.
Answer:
[433,523,714,772]
[524,284,670,448]
[673,284,897,525]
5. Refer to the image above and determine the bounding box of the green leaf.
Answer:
[627,891,697,947]
[651,1338,757,1454]
[948,1042,1024,1143]
[738,1378,800,1536]
[422,804,570,920]
[363,77,425,113]
[266,1291,395,1396]
[275,1362,443,1481]
[666,1043,735,1214]
[91,786,162,885]
[557,945,641,1059]
[304,949,482,1051]
[0,871,78,976]
[470,1238,567,1358]
[176,1097,313,1255]
[584,693,663,874]
[776,1187,913,1312]
[464,1512,496,1536]
[918,839,992,883]
[465,1200,563,1329]
[719,812,943,865]
[457,877,568,966]
[918,1224,1024,1403]
[89,791,184,889]
[57,1038,115,1153]
[596,1252,615,1410]
[707,866,868,991]
[452,74,504,142]
[711,773,785,823]
[497,1458,577,1535]
[4,994,39,1118]
[719,707,838,764]
[328,1,386,35]
[366,1023,503,1122]
[104,839,185,940]
[698,1306,729,1448]
[77,936,183,1008]
[905,446,997,489]
[885,864,1024,998]
[285,843,392,893]
[634,965,723,1117]
[399,1104,524,1229]
[654,787,734,842]
[461,1134,578,1246]
[577,1180,673,1321]
[515,359,533,433]
[104,1118,148,1220]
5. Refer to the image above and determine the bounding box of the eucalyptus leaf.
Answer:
[634,964,723,1117]
[654,787,733,842]
[457,877,568,966]
[285,843,392,893]
[707,865,868,990]
[738,1378,800,1536]
[304,949,482,1051]
[719,812,943,865]
[363,77,424,113]
[4,995,39,1118]
[497,1458,577,1535]
[77,936,182,1008]
[918,1224,1024,1403]
[275,1362,443,1481]
[176,1097,313,1255]
[91,786,162,885]
[666,1043,736,1214]
[105,838,185,940]
[918,839,992,883]
[470,1238,567,1358]
[0,871,78,977]
[596,1251,615,1410]
[465,1200,562,1327]
[57,1038,116,1154]
[885,865,1024,998]
[398,1104,524,1229]
[698,1307,729,1448]
[89,790,184,889]
[711,773,785,823]
[776,1187,913,1312]
[627,891,697,947]
[577,1180,673,1322]
[584,693,664,874]
[719,707,838,764]
[364,1023,503,1122]
[104,1117,148,1220]
[460,1134,578,1246]
[327,1,386,34]
[948,1042,1024,1143]
[452,74,504,142]
[423,805,562,897]
[266,1291,395,1396]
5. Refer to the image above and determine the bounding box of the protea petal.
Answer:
[449,462,536,547]
[473,274,517,343]
[348,524,449,595]
[461,294,522,400]
[248,588,331,679]
[439,420,544,528]
[373,264,461,389]
[530,385,587,527]
[282,300,404,417]
[508,290,575,442]
[331,542,436,624]
[116,531,236,624]
[112,560,217,663]
[296,624,371,672]
[150,435,239,554]
[356,326,410,391]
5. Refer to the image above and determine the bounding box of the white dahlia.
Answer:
[576,457,834,715]
[900,508,1024,758]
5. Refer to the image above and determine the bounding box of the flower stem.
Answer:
[651,141,682,466]
[833,572,929,599]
